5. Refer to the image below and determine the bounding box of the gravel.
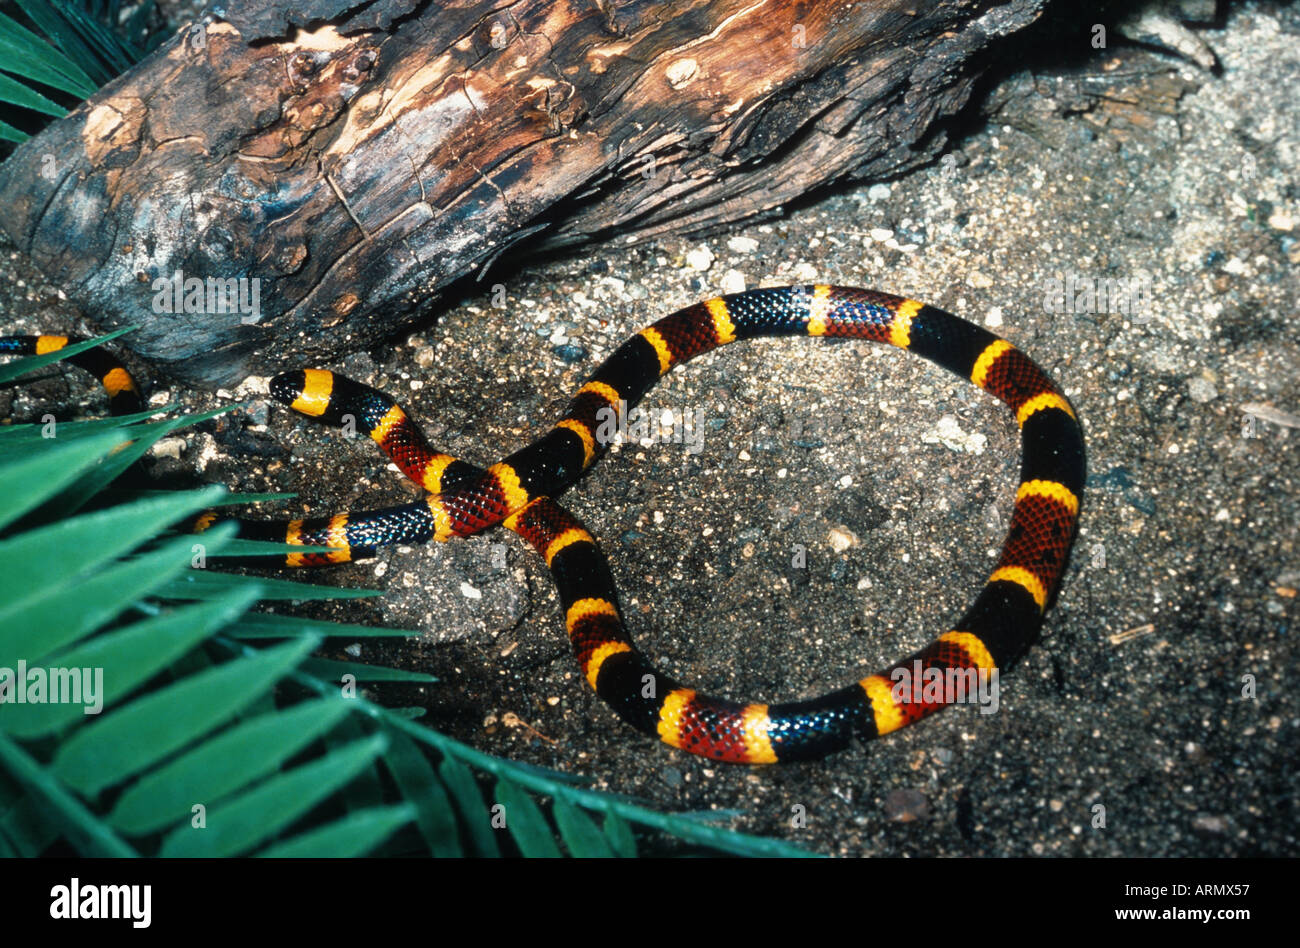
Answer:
[1,2,1295,856]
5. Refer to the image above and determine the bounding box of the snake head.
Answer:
[268,369,393,433]
[268,368,343,421]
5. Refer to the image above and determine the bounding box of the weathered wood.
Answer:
[0,0,1044,385]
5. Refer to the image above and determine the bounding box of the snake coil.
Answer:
[3,286,1084,763]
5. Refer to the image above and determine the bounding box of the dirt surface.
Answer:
[2,2,1296,856]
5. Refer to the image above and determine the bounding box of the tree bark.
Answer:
[0,0,1044,386]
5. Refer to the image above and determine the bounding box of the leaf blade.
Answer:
[255,804,416,858]
[0,430,127,531]
[52,636,320,797]
[493,779,562,858]
[0,527,231,666]
[552,796,614,858]
[109,697,354,835]
[380,729,461,858]
[157,734,388,857]
[0,487,226,635]
[0,588,258,739]
[437,754,499,857]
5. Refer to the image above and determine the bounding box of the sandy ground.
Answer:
[2,2,1296,856]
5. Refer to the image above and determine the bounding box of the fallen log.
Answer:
[0,0,1045,386]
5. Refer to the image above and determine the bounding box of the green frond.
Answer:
[300,657,437,684]
[52,636,321,797]
[494,778,563,857]
[153,568,383,601]
[0,587,257,739]
[224,612,421,640]
[379,729,461,857]
[256,804,417,858]
[551,795,616,857]
[1,530,230,661]
[0,10,97,98]
[0,327,135,386]
[109,697,355,835]
[0,2,160,145]
[0,347,814,858]
[157,734,390,857]
[0,430,128,529]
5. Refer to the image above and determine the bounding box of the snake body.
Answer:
[0,334,143,414]
[3,286,1084,763]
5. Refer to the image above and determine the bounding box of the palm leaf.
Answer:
[0,349,813,858]
[552,796,615,857]
[0,408,173,449]
[379,729,461,857]
[157,735,391,857]
[602,812,638,857]
[0,487,227,627]
[0,1,156,144]
[0,119,29,143]
[300,657,437,684]
[53,636,320,797]
[109,697,357,835]
[0,69,68,117]
[0,587,257,739]
[13,0,132,85]
[437,753,501,857]
[154,569,382,602]
[0,734,135,856]
[49,409,232,515]
[225,612,420,640]
[0,430,127,530]
[0,10,96,97]
[0,529,230,663]
[256,804,417,858]
[494,778,562,857]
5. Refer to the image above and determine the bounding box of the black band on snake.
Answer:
[2,286,1085,764]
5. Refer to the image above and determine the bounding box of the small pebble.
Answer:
[553,343,587,363]
[151,437,185,460]
[884,788,929,822]
[828,526,856,552]
[719,269,746,294]
[1192,813,1228,835]
[685,246,714,271]
[1187,377,1218,403]
[246,400,271,425]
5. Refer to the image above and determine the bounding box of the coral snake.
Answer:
[3,286,1085,764]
